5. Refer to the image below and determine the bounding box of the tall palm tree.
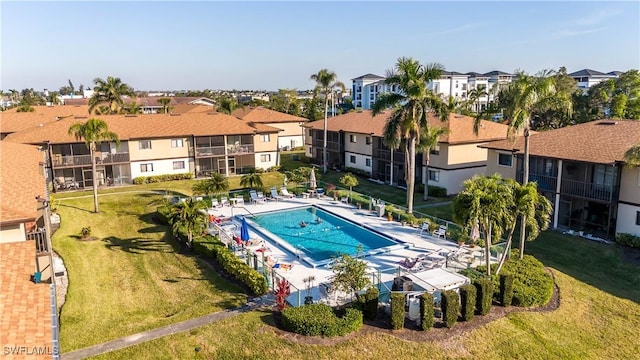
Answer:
[371,57,449,214]
[240,168,263,190]
[417,126,450,201]
[121,100,143,114]
[467,88,488,113]
[192,173,230,205]
[310,69,345,174]
[88,76,135,114]
[624,144,640,167]
[68,118,120,213]
[453,174,514,275]
[156,97,172,114]
[216,95,244,115]
[168,198,208,247]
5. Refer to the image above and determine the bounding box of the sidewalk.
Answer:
[61,294,273,360]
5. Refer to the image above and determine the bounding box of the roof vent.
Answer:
[597,121,618,125]
[169,113,181,116]
[357,110,364,113]
[125,114,137,117]
[74,116,88,119]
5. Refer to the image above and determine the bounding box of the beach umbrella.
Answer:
[309,168,317,189]
[240,217,250,241]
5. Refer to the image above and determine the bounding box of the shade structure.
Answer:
[309,168,317,189]
[240,217,250,241]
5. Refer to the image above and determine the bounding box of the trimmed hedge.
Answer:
[428,185,447,197]
[441,290,460,328]
[363,287,379,321]
[500,274,514,306]
[281,304,363,337]
[419,292,434,330]
[133,172,193,185]
[193,237,268,296]
[460,284,476,321]
[616,233,640,248]
[474,278,493,316]
[501,254,553,307]
[390,293,405,330]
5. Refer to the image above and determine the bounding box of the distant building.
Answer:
[568,69,619,90]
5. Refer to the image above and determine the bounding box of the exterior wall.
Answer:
[253,133,278,152]
[265,122,304,149]
[130,157,192,179]
[619,167,640,204]
[129,138,190,161]
[485,150,517,178]
[616,203,640,236]
[0,223,26,243]
[447,143,489,167]
[426,144,450,169]
[344,152,372,174]
[254,151,278,170]
[343,132,372,155]
[425,166,487,195]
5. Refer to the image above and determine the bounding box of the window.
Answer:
[171,139,183,148]
[365,136,372,145]
[140,163,153,172]
[498,153,513,167]
[139,140,152,150]
[428,170,439,182]
[366,158,371,167]
[260,154,271,162]
[350,155,356,163]
[430,145,440,155]
[349,135,357,143]
[260,134,270,142]
[637,211,640,226]
[173,161,185,170]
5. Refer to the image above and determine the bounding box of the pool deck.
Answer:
[208,195,489,305]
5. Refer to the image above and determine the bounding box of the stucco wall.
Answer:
[129,138,190,161]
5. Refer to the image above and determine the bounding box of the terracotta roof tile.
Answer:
[0,142,44,223]
[1,105,90,134]
[232,107,308,123]
[481,119,640,164]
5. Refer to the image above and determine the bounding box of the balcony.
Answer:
[517,173,558,192]
[227,144,254,155]
[52,152,130,167]
[560,178,614,202]
[27,228,48,255]
[311,139,339,151]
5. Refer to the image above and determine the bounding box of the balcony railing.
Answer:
[518,173,558,192]
[195,146,225,157]
[27,228,48,254]
[52,152,130,167]
[311,139,339,151]
[560,178,614,202]
[227,144,254,155]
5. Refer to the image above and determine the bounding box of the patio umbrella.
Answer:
[309,168,317,189]
[471,222,480,242]
[283,174,288,187]
[240,217,250,241]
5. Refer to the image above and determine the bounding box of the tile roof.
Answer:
[352,73,385,81]
[568,69,609,77]
[0,241,53,358]
[3,112,281,145]
[232,107,308,123]
[0,142,44,224]
[484,70,513,76]
[303,110,509,144]
[169,104,213,114]
[480,120,640,164]
[1,105,91,134]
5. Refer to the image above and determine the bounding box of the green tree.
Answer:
[466,87,488,113]
[157,97,172,114]
[192,173,230,201]
[121,101,142,114]
[16,102,35,112]
[624,144,640,168]
[531,67,579,130]
[453,174,514,275]
[168,198,208,247]
[371,57,449,214]
[329,246,370,301]
[339,173,358,200]
[310,69,345,173]
[268,89,301,116]
[418,126,449,201]
[67,118,120,213]
[88,76,135,114]
[303,96,323,121]
[240,168,263,190]
[216,95,244,115]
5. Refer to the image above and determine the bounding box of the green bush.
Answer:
[441,290,460,328]
[133,176,147,185]
[281,304,362,337]
[428,186,447,197]
[342,167,371,178]
[500,274,514,306]
[501,253,553,307]
[390,292,405,330]
[156,204,171,225]
[133,173,193,185]
[616,233,640,248]
[459,284,476,321]
[474,278,493,316]
[363,287,379,320]
[192,237,268,296]
[419,292,434,330]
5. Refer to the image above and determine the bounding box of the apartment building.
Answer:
[482,119,640,239]
[232,106,308,150]
[568,69,620,90]
[351,73,385,109]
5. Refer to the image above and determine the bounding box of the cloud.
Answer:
[574,9,621,26]
[423,22,486,37]
[551,26,608,40]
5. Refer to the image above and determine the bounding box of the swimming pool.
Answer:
[249,206,403,266]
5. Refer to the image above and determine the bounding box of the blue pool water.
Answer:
[251,206,398,262]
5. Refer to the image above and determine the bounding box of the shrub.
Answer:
[363,287,379,320]
[474,278,493,315]
[274,278,291,312]
[501,253,553,307]
[441,290,460,328]
[342,167,371,178]
[616,233,640,248]
[428,186,447,197]
[499,274,514,306]
[390,292,405,330]
[419,292,434,330]
[459,284,476,321]
[133,173,193,185]
[281,304,362,337]
[133,176,147,185]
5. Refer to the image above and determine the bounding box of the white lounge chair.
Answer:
[432,225,447,239]
[249,190,265,204]
[221,196,230,207]
[270,187,282,201]
[234,195,245,206]
[280,187,295,199]
[340,196,349,204]
[417,222,431,236]
[211,199,221,208]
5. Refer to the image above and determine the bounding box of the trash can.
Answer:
[33,272,42,284]
[376,204,385,217]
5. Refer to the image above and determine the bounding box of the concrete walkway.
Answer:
[61,294,274,360]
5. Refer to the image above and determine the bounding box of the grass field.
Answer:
[54,192,247,352]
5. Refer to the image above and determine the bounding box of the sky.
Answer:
[1,1,639,92]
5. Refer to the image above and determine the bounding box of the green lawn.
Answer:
[54,192,247,352]
[91,270,640,360]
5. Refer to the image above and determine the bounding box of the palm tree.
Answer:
[240,168,263,190]
[310,69,345,173]
[121,101,143,114]
[493,69,572,259]
[168,198,208,247]
[467,88,488,113]
[192,173,230,205]
[453,174,514,275]
[371,57,450,214]
[624,144,640,167]
[417,126,450,201]
[68,118,120,213]
[157,97,172,114]
[216,95,244,115]
[88,76,135,114]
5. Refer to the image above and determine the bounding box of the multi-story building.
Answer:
[482,119,640,239]
[351,73,385,109]
[232,106,307,150]
[304,110,510,194]
[568,69,620,90]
